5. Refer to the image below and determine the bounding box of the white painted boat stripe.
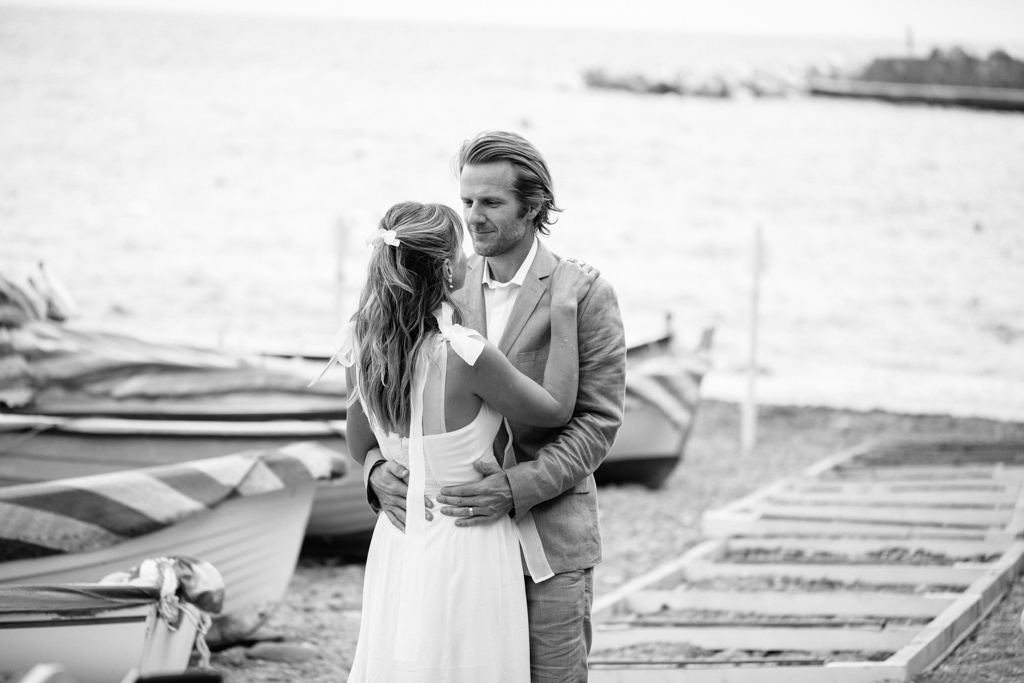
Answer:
[236,461,285,496]
[279,442,335,479]
[185,454,258,487]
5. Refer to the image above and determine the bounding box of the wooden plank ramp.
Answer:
[591,440,1024,682]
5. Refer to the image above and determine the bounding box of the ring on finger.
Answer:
[468,507,474,517]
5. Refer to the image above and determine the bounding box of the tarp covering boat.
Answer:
[1,263,345,416]
[0,441,342,561]
[1,320,347,416]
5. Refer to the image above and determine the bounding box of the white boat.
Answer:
[0,442,342,619]
[0,583,201,683]
[0,414,375,541]
[602,326,713,488]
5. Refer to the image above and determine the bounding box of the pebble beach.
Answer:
[2,5,1024,681]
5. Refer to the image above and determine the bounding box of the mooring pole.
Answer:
[741,224,764,457]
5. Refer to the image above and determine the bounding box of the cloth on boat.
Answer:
[347,327,530,683]
[102,555,225,667]
[0,442,341,561]
[101,555,225,616]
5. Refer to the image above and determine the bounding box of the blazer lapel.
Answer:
[497,243,556,356]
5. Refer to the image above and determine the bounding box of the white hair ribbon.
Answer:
[366,228,401,248]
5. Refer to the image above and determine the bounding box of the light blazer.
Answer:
[456,241,627,576]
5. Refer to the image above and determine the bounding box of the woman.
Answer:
[324,201,596,682]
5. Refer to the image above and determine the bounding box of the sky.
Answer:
[5,0,1024,45]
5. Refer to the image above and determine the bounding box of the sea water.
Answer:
[2,7,1023,418]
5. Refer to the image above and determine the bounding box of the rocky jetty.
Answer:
[582,66,802,99]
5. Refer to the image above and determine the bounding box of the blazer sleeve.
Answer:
[504,278,627,517]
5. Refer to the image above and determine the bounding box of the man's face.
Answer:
[459,162,537,257]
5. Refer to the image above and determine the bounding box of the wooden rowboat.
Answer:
[0,583,202,683]
[0,414,374,540]
[603,326,712,488]
[0,442,341,621]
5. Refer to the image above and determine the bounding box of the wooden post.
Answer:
[741,225,764,458]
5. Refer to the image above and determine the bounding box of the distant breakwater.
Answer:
[582,45,1024,102]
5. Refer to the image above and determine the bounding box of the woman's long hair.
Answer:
[355,201,465,434]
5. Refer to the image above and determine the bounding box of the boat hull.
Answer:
[0,601,199,683]
[594,394,691,488]
[0,426,377,541]
[0,482,317,617]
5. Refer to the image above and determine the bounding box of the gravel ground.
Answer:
[208,400,1024,682]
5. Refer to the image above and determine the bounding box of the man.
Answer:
[365,131,626,682]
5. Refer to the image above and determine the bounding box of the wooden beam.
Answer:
[709,443,883,517]
[624,589,955,618]
[824,466,1021,481]
[593,539,725,622]
[589,663,907,683]
[891,541,1024,677]
[593,623,918,652]
[682,560,985,586]
[707,479,794,516]
[722,536,1010,558]
[801,441,886,477]
[786,481,1017,495]
[702,513,994,540]
[766,491,1016,507]
[749,502,1011,527]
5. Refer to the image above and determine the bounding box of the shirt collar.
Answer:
[482,237,538,290]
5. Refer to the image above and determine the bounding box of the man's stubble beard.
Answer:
[472,217,530,258]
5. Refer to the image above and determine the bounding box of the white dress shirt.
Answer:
[482,237,539,346]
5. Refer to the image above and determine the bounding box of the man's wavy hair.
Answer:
[354,201,465,433]
[454,131,562,236]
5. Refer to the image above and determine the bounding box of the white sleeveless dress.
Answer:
[345,314,532,683]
